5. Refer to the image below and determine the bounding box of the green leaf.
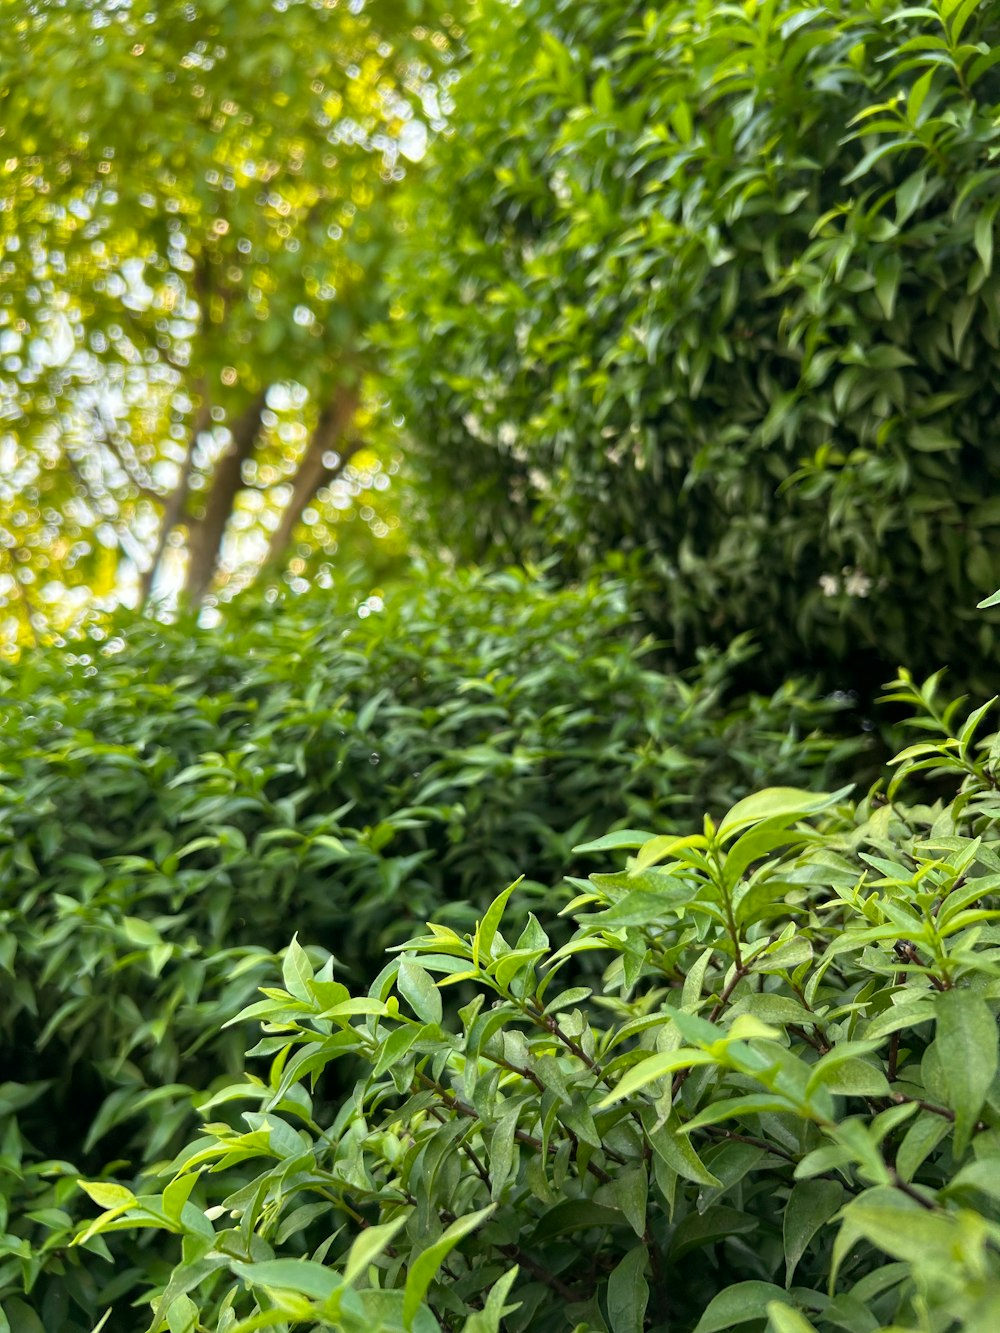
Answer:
[976,208,995,276]
[933,990,997,1156]
[531,1200,626,1242]
[598,1049,719,1106]
[875,253,902,319]
[230,1258,342,1300]
[783,1180,845,1285]
[403,1206,495,1329]
[397,958,443,1026]
[572,830,653,854]
[767,1306,819,1333]
[162,1174,198,1226]
[282,935,314,1003]
[718,787,852,842]
[606,1245,649,1333]
[834,1193,963,1274]
[166,1295,198,1333]
[643,1108,722,1187]
[77,1180,137,1210]
[343,1216,408,1286]
[461,1268,521,1333]
[474,879,521,967]
[692,1282,795,1332]
[633,833,708,871]
[805,1041,886,1097]
[613,1166,648,1238]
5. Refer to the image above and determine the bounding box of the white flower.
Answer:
[819,573,839,597]
[844,569,873,598]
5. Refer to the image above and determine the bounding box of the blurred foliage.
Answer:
[0,0,458,645]
[0,563,855,1329]
[387,0,1000,696]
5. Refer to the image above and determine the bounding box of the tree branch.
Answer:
[141,388,211,606]
[183,391,266,604]
[264,385,362,567]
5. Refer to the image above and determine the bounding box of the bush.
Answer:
[0,564,849,1329]
[71,676,1000,1332]
[389,0,1000,694]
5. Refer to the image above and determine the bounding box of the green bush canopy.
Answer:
[0,565,846,1330]
[71,673,1000,1333]
[391,0,1000,694]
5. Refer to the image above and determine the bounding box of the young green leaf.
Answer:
[402,1206,495,1329]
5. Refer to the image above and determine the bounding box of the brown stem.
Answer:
[183,391,265,604]
[700,1125,798,1165]
[890,1169,937,1210]
[531,1005,602,1077]
[890,1093,970,1125]
[892,941,949,991]
[788,1023,831,1056]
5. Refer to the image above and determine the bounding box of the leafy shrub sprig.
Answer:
[80,716,1000,1332]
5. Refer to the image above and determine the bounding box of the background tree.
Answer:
[388,0,1000,696]
[0,0,460,649]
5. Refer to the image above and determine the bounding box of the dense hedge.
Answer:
[390,0,1000,694]
[0,565,850,1329]
[75,673,1000,1333]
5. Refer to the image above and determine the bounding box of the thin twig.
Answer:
[890,1169,937,1210]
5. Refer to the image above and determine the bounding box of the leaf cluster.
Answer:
[75,681,1000,1332]
[0,563,847,1329]
[388,0,1000,695]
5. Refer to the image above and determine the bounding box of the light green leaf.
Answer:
[343,1215,408,1286]
[572,830,653,854]
[229,1257,342,1300]
[162,1174,198,1226]
[397,959,442,1026]
[282,935,314,1003]
[633,833,708,872]
[767,1305,819,1333]
[403,1206,495,1329]
[718,787,852,842]
[598,1049,719,1107]
[976,208,995,276]
[77,1180,137,1210]
[474,879,521,967]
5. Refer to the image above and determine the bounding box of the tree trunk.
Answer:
[264,386,361,567]
[183,393,265,605]
[141,390,211,606]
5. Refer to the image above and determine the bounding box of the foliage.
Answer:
[389,0,1000,694]
[0,0,458,641]
[75,679,1000,1333]
[0,563,849,1329]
